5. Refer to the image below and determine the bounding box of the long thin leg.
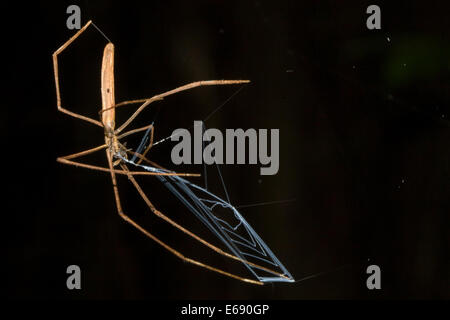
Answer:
[118,125,154,165]
[57,143,198,177]
[116,122,155,166]
[58,157,200,177]
[59,143,108,160]
[120,163,289,280]
[135,124,154,165]
[105,152,263,285]
[125,149,163,170]
[113,80,250,134]
[116,123,154,165]
[117,123,153,140]
[53,20,104,128]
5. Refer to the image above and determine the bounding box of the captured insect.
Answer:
[53,20,294,285]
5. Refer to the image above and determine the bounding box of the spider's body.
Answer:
[100,42,125,164]
[101,43,116,132]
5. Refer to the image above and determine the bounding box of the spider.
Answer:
[54,20,293,285]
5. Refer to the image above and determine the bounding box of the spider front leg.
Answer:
[111,80,250,134]
[53,20,104,128]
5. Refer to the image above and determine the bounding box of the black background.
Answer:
[4,1,449,299]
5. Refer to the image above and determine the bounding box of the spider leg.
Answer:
[113,80,250,134]
[52,20,104,128]
[59,157,199,177]
[117,123,153,140]
[116,123,154,165]
[124,149,164,170]
[57,144,198,177]
[135,124,154,165]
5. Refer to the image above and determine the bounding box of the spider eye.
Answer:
[107,88,110,93]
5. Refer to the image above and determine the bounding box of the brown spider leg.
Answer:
[56,138,198,177]
[117,123,153,140]
[57,143,118,173]
[58,143,108,159]
[135,124,154,165]
[118,125,155,165]
[112,80,250,134]
[53,20,103,128]
[58,157,200,177]
[98,98,163,118]
[119,163,289,280]
[125,149,165,171]
[56,137,197,178]
[112,160,264,285]
[116,141,161,167]
[117,139,198,178]
[116,123,154,166]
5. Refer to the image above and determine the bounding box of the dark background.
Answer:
[4,1,449,299]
